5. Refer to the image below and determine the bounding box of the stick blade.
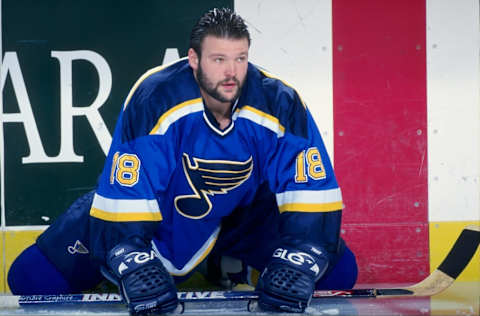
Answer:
[403,270,454,296]
[392,225,479,297]
[375,270,453,297]
[376,225,479,297]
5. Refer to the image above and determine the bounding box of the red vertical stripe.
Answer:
[332,1,428,283]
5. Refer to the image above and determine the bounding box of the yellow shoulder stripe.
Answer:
[235,105,286,136]
[149,98,203,135]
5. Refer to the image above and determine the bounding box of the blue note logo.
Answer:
[175,153,253,219]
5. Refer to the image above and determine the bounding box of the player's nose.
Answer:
[224,61,236,77]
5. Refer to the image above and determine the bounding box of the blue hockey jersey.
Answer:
[89,58,343,276]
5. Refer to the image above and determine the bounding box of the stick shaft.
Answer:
[1,289,375,308]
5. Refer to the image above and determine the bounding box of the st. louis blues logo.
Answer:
[67,240,89,255]
[175,153,253,219]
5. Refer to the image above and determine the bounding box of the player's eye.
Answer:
[236,56,246,63]
[214,57,224,63]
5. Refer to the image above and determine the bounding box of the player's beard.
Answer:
[196,63,243,103]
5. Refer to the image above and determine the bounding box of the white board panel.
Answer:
[427,0,480,221]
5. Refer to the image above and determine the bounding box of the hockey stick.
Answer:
[1,224,478,308]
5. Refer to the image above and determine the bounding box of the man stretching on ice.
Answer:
[9,7,358,314]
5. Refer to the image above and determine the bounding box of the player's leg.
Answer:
[7,190,103,294]
[314,244,358,290]
[200,183,277,287]
[8,244,72,294]
[207,182,279,279]
[208,182,358,289]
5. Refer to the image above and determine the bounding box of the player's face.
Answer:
[189,36,249,106]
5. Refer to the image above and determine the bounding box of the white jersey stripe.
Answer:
[276,188,343,206]
[150,99,204,135]
[233,106,285,138]
[91,193,160,214]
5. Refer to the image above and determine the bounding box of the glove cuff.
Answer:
[269,243,328,281]
[105,238,160,280]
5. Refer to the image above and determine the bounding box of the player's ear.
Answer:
[188,48,199,71]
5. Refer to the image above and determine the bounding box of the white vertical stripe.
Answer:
[427,0,480,221]
[234,0,334,158]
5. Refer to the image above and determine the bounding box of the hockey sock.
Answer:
[8,244,72,295]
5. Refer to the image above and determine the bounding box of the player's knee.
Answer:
[8,244,72,295]
[315,246,358,290]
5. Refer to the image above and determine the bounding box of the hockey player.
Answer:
[8,8,358,314]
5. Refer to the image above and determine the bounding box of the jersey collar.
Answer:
[202,99,238,136]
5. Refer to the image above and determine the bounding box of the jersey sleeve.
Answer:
[88,72,179,264]
[269,108,342,212]
[89,129,178,263]
[261,89,344,261]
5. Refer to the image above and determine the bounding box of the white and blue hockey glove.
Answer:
[101,238,178,315]
[256,243,329,313]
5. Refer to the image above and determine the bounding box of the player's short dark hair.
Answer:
[190,8,251,57]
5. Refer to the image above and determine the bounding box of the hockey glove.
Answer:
[101,238,178,315]
[256,243,329,313]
